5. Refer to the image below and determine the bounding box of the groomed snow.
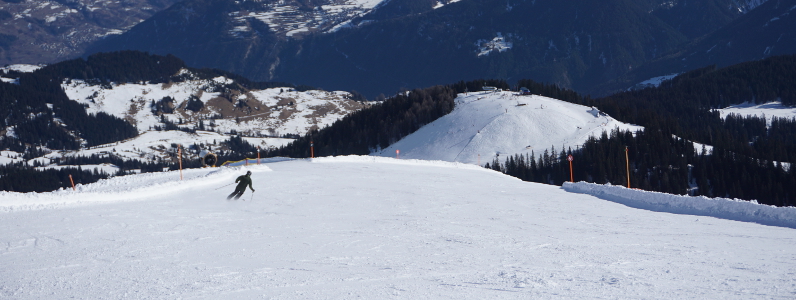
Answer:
[373,91,642,164]
[2,156,794,298]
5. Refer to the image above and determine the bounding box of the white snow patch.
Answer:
[433,0,462,9]
[1,64,44,73]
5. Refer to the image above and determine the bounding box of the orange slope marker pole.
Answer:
[625,146,630,188]
[178,145,183,181]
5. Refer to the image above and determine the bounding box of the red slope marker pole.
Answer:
[69,174,76,191]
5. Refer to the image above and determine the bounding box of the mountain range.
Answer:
[0,0,180,65]
[82,0,791,97]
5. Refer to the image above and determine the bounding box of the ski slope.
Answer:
[373,91,642,164]
[2,157,795,299]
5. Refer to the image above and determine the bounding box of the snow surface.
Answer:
[717,101,796,124]
[2,156,795,298]
[373,91,642,164]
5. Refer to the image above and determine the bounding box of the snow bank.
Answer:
[0,165,271,212]
[563,182,796,229]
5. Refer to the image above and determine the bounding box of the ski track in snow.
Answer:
[2,157,795,299]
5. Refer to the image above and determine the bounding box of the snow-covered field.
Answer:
[2,156,795,298]
[717,101,796,124]
[373,91,642,164]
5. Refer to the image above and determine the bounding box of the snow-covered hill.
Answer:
[373,90,642,164]
[61,70,370,137]
[2,157,794,298]
[1,66,370,173]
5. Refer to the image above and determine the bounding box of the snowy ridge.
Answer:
[563,181,796,229]
[0,165,270,212]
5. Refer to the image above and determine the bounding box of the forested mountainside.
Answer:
[86,0,772,98]
[490,55,796,207]
[594,0,796,95]
[0,0,180,65]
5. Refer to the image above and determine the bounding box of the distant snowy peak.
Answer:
[228,0,387,38]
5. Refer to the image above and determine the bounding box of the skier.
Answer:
[227,171,255,200]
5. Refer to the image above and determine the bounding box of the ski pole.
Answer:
[215,182,235,190]
[250,191,254,201]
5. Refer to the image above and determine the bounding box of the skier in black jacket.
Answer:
[227,171,255,200]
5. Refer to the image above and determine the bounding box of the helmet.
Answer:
[246,171,252,176]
